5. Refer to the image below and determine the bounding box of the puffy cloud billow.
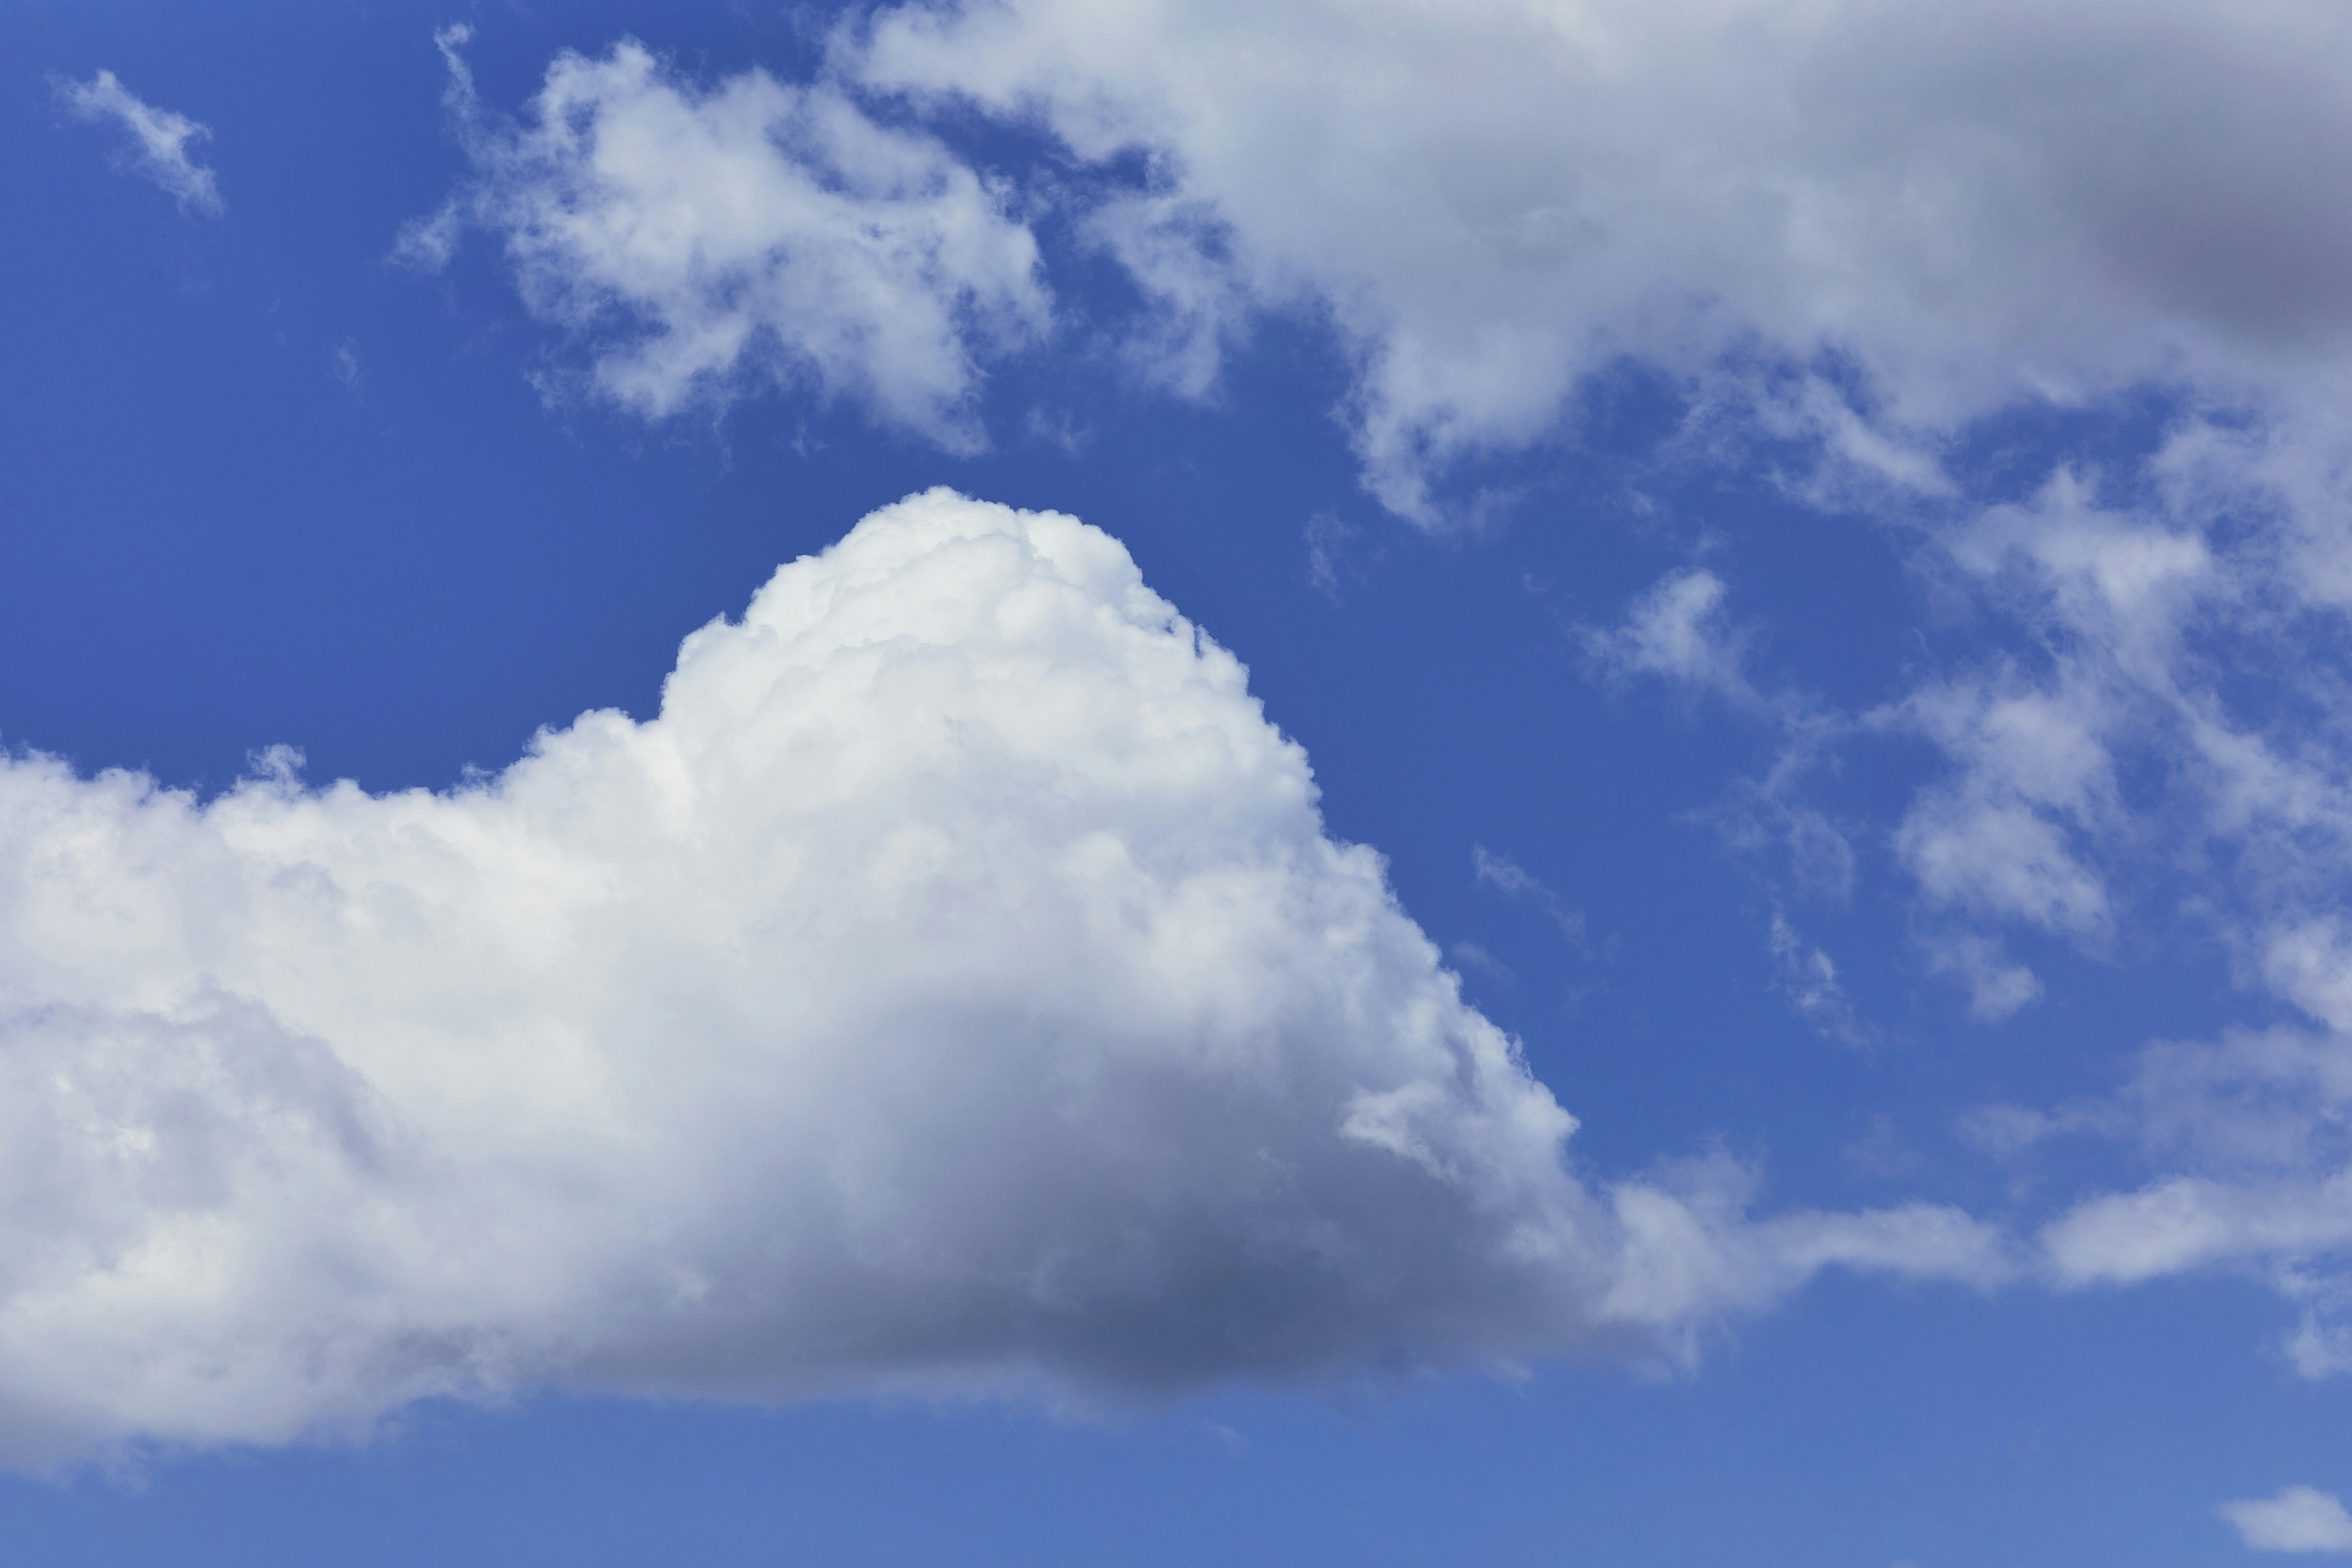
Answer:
[0,492,2003,1467]
[399,30,1048,448]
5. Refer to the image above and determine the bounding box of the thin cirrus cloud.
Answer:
[0,491,2009,1469]
[397,27,1049,450]
[55,69,222,215]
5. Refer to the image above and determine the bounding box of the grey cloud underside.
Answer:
[0,492,2000,1466]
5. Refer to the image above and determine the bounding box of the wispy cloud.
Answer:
[1450,940,1513,985]
[1919,930,2042,1023]
[1582,569,1758,708]
[1970,1024,2352,1371]
[1472,845,1586,949]
[55,70,221,215]
[1306,512,1355,601]
[1768,914,1866,1048]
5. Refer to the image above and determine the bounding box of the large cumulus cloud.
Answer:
[0,491,2002,1468]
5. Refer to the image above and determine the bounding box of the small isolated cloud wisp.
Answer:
[1472,845,1586,948]
[1768,914,1864,1048]
[56,70,221,215]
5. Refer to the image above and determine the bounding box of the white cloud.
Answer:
[1893,792,2108,938]
[2002,1027,2352,1367]
[1920,931,2042,1023]
[400,31,1048,449]
[2043,1174,2352,1288]
[2039,1166,2352,1374]
[1885,447,2352,1016]
[853,0,2352,519]
[1582,569,1757,707]
[2222,1486,2352,1554]
[1602,1158,2010,1348]
[401,7,2352,519]
[57,70,221,216]
[0,490,2003,1467]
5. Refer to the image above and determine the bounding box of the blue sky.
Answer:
[8,1,2352,1561]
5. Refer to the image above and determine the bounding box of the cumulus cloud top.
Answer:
[0,490,2003,1468]
[57,70,221,215]
[401,31,1047,447]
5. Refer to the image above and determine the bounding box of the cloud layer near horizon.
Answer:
[0,491,2000,1468]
